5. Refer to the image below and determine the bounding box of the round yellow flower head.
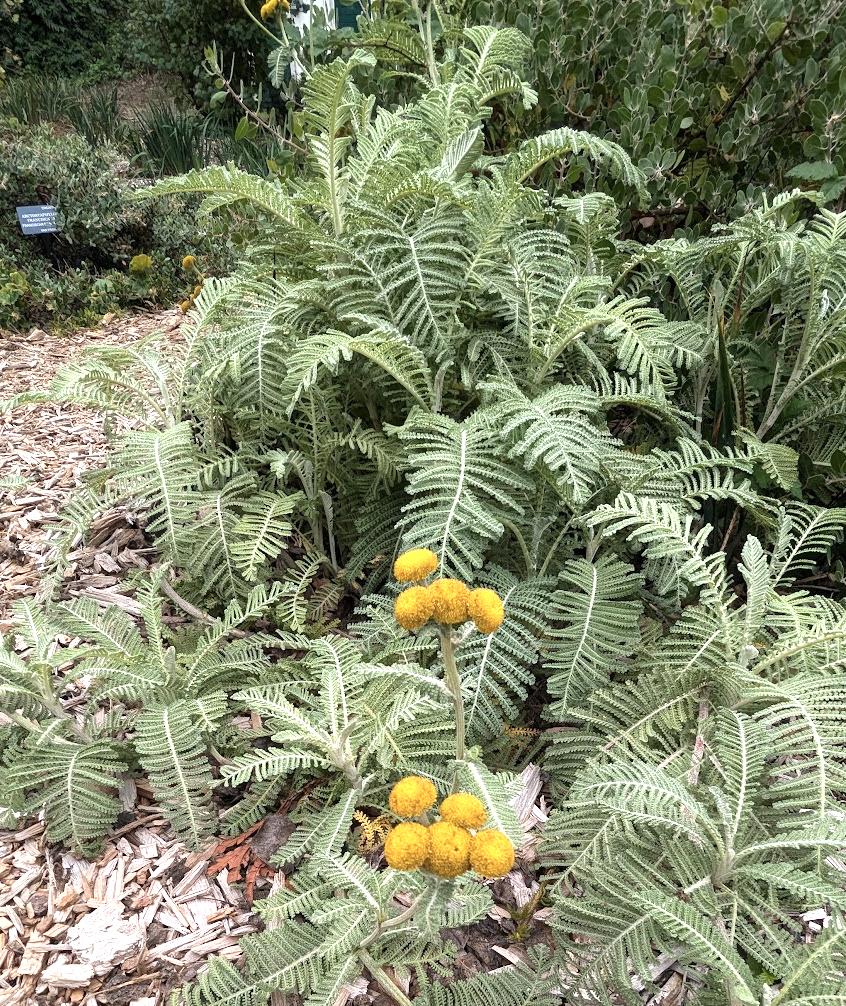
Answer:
[193,284,203,298]
[394,585,434,631]
[389,776,437,818]
[129,253,153,275]
[393,548,438,583]
[467,588,504,634]
[429,578,469,624]
[384,822,429,871]
[180,300,191,314]
[469,829,514,878]
[182,254,196,271]
[425,821,471,878]
[260,0,279,18]
[439,793,487,830]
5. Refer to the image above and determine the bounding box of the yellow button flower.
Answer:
[394,586,433,631]
[467,588,504,634]
[425,821,471,878]
[429,579,469,624]
[384,822,430,871]
[180,300,191,314]
[389,776,437,818]
[260,0,279,18]
[439,793,487,830]
[181,254,196,270]
[129,253,153,275]
[469,830,514,878]
[393,548,438,583]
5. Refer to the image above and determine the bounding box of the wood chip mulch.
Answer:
[0,806,261,1006]
[0,770,551,1006]
[0,310,184,632]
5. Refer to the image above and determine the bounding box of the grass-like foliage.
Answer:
[2,13,846,1006]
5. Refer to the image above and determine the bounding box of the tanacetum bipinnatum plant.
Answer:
[2,10,846,1006]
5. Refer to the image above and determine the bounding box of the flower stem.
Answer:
[358,949,415,1006]
[358,894,423,950]
[440,627,465,788]
[238,0,284,44]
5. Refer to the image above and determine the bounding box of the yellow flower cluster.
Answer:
[384,778,514,879]
[261,0,289,17]
[179,256,205,314]
[392,550,505,635]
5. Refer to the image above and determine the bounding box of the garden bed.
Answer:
[0,310,183,630]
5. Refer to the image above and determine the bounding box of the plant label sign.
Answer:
[16,205,59,235]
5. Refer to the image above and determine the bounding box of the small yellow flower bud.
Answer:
[389,776,437,818]
[425,821,471,878]
[467,588,504,634]
[384,822,429,870]
[180,300,191,314]
[394,585,433,631]
[182,255,196,270]
[469,829,514,878]
[439,793,487,830]
[129,253,153,275]
[393,548,438,583]
[429,579,469,624]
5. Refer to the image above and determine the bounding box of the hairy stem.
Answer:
[410,0,439,85]
[440,627,465,789]
[358,949,415,1006]
[358,894,423,950]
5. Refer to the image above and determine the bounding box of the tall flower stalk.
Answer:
[392,549,504,777]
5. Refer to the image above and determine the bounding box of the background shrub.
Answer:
[2,0,129,81]
[126,0,272,100]
[0,124,234,330]
[468,0,846,232]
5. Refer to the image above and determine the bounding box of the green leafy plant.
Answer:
[0,122,234,330]
[3,13,846,1006]
[468,0,846,229]
[2,0,128,78]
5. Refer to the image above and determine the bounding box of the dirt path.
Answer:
[0,310,183,631]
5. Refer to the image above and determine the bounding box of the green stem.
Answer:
[358,949,415,1006]
[440,627,465,789]
[238,0,285,44]
[358,894,423,950]
[410,0,438,85]
[502,517,533,577]
[4,710,42,733]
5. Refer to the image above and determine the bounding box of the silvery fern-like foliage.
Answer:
[543,710,846,1004]
[225,636,454,803]
[3,16,846,1006]
[541,514,846,1002]
[0,578,284,851]
[173,849,495,1006]
[623,198,846,464]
